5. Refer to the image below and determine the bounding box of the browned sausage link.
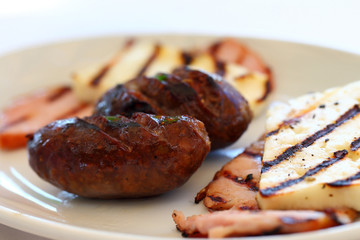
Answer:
[170,67,252,149]
[94,84,162,117]
[28,113,210,198]
[95,67,252,150]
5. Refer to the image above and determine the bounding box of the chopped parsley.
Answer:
[154,115,180,125]
[155,73,168,82]
[162,116,179,124]
[105,116,122,122]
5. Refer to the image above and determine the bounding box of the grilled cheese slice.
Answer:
[72,40,183,102]
[71,39,272,116]
[258,81,360,211]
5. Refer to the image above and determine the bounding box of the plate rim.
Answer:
[1,33,360,59]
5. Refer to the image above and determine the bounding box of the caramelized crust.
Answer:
[95,67,252,150]
[28,113,210,198]
[195,137,264,210]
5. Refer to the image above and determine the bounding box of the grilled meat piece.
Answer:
[172,208,357,238]
[195,137,264,210]
[28,113,210,198]
[95,67,252,150]
[94,84,160,117]
[0,86,93,150]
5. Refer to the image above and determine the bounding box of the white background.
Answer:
[1,0,360,239]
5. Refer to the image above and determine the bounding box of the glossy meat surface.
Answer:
[28,113,210,198]
[94,84,160,117]
[195,137,264,210]
[95,67,252,150]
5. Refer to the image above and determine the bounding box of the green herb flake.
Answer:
[163,116,179,124]
[105,116,121,122]
[152,115,181,125]
[155,74,167,82]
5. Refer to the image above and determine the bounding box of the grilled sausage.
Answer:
[95,84,160,117]
[95,67,252,150]
[28,113,210,198]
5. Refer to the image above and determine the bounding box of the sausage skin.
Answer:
[95,67,252,150]
[28,113,210,198]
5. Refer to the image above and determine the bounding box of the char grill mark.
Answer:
[214,60,226,76]
[90,39,135,86]
[266,128,279,138]
[257,67,273,103]
[208,40,221,59]
[265,96,342,139]
[0,115,30,132]
[327,171,360,187]
[47,86,71,102]
[207,40,226,76]
[350,137,360,151]
[260,150,348,197]
[181,51,193,65]
[136,44,161,77]
[265,118,301,138]
[242,149,263,159]
[209,195,227,203]
[194,188,206,204]
[90,63,113,86]
[257,76,272,102]
[223,171,259,192]
[266,118,302,138]
[235,71,272,104]
[262,105,360,173]
[55,103,90,120]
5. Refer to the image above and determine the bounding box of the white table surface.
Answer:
[1,0,360,239]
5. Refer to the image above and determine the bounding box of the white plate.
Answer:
[1,35,360,240]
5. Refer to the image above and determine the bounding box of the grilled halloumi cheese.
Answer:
[72,38,273,116]
[258,81,360,211]
[72,39,184,102]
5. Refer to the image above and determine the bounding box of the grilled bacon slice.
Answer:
[0,86,93,150]
[172,208,357,238]
[195,136,263,210]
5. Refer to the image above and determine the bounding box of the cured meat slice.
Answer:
[195,137,263,210]
[172,208,357,238]
[0,86,93,150]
